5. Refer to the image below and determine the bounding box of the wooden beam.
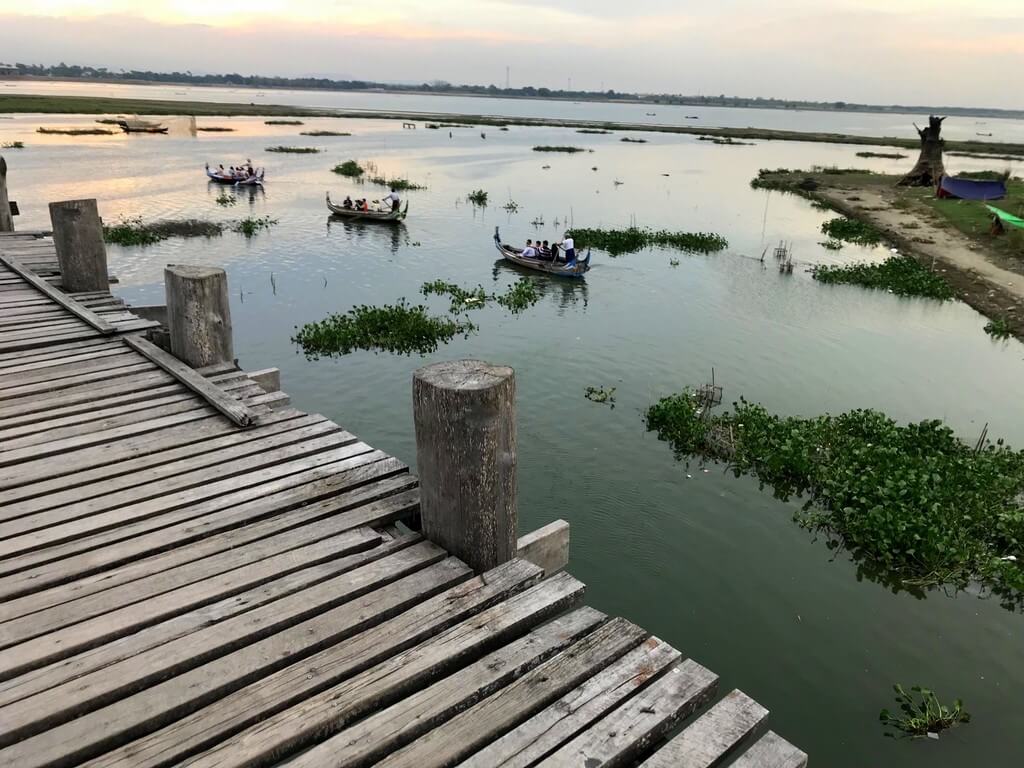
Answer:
[730,731,808,768]
[122,335,256,427]
[517,519,570,576]
[0,255,113,334]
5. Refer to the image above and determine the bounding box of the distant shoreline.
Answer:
[4,75,1024,121]
[5,92,1024,157]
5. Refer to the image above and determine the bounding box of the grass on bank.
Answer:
[644,391,1024,607]
[567,226,728,256]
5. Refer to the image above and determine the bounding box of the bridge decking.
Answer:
[0,231,806,768]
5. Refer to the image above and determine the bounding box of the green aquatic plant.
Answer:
[36,127,113,136]
[103,217,224,246]
[620,137,648,143]
[577,129,611,134]
[215,192,237,207]
[232,216,278,237]
[532,146,589,153]
[265,119,304,125]
[1,141,24,149]
[292,299,476,358]
[265,146,320,153]
[856,151,908,159]
[466,189,489,206]
[421,280,489,312]
[332,160,364,177]
[566,226,728,256]
[584,386,616,408]
[196,126,235,132]
[300,130,351,136]
[494,278,541,313]
[820,216,883,246]
[368,176,426,191]
[503,200,520,212]
[818,239,843,250]
[645,395,1024,605]
[880,685,970,739]
[984,316,1013,339]
[811,256,954,299]
[669,258,680,266]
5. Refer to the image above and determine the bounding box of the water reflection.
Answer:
[491,259,589,312]
[326,216,405,255]
[206,182,265,207]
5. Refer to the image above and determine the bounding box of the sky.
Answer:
[1,0,1022,108]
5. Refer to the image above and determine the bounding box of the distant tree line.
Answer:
[8,62,1022,119]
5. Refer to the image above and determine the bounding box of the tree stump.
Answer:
[164,265,234,368]
[48,199,109,292]
[899,115,946,187]
[413,360,517,572]
[0,156,13,233]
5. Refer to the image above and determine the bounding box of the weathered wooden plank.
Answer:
[0,321,154,354]
[0,540,447,749]
[0,369,177,423]
[83,559,550,768]
[636,689,769,768]
[377,619,661,768]
[0,255,113,332]
[729,732,808,768]
[10,558,473,768]
[459,638,682,768]
[0,410,314,511]
[0,518,422,710]
[0,456,408,598]
[0,345,129,375]
[0,361,154,401]
[0,348,139,387]
[187,603,603,768]
[0,439,372,565]
[0,337,118,365]
[123,335,256,427]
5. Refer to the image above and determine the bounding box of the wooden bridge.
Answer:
[0,186,807,766]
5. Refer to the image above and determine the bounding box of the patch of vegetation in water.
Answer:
[95,118,120,125]
[292,299,476,358]
[368,176,426,191]
[812,255,954,299]
[856,151,908,159]
[621,137,648,143]
[466,189,488,206]
[880,685,970,739]
[494,278,541,313]
[231,216,278,237]
[1,141,24,149]
[584,386,616,408]
[36,127,113,135]
[699,136,752,145]
[215,192,237,207]
[533,146,590,153]
[819,239,844,250]
[984,316,1013,339]
[812,165,876,175]
[566,226,728,256]
[820,216,883,246]
[197,126,235,132]
[265,146,321,153]
[332,160,364,177]
[300,130,351,136]
[644,393,1024,605]
[420,277,540,314]
[265,119,304,125]
[576,129,611,134]
[103,217,225,245]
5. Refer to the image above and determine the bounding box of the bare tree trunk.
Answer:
[899,115,946,187]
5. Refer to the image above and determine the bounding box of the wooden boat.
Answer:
[206,164,265,186]
[116,119,168,134]
[326,193,408,222]
[493,227,590,278]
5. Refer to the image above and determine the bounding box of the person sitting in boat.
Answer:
[549,240,560,262]
[521,239,538,259]
[537,240,554,261]
[342,196,354,210]
[359,199,370,212]
[382,188,401,213]
[559,233,576,263]
[217,164,226,175]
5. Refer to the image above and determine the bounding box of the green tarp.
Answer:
[987,205,1024,229]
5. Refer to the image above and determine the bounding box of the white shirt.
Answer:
[562,237,575,251]
[384,192,400,203]
[521,246,537,258]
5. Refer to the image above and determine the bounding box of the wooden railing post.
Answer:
[164,264,235,368]
[48,198,108,292]
[413,360,517,572]
[0,156,14,233]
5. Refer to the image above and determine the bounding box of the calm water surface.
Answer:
[2,110,1023,767]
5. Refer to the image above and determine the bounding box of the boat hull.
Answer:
[326,194,408,222]
[206,169,264,186]
[493,228,590,278]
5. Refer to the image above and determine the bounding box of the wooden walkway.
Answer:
[0,231,807,768]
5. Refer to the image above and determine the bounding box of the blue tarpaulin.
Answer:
[938,174,1006,200]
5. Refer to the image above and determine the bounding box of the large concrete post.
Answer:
[164,264,234,368]
[0,156,14,233]
[48,198,109,292]
[413,360,517,572]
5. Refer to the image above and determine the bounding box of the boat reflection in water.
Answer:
[491,259,589,312]
[326,215,405,255]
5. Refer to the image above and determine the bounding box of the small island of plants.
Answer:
[533,146,590,153]
[567,226,728,256]
[811,255,954,299]
[266,146,321,153]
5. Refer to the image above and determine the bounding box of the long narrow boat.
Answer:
[326,193,408,222]
[494,227,590,278]
[206,164,265,186]
[117,119,168,134]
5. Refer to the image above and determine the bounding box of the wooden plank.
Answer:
[10,558,474,768]
[187,603,603,768]
[377,620,663,768]
[636,689,769,768]
[729,732,808,768]
[0,541,447,751]
[459,638,683,768]
[0,526,381,650]
[0,362,153,401]
[0,345,130,374]
[82,559,554,768]
[0,438,372,565]
[123,335,256,427]
[537,660,719,768]
[0,456,409,598]
[0,337,119,365]
[0,322,155,354]
[0,255,113,333]
[0,369,176,423]
[0,348,139,388]
[0,516,421,710]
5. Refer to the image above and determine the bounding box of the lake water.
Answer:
[2,103,1023,767]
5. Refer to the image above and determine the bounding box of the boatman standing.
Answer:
[560,233,575,263]
[383,187,401,212]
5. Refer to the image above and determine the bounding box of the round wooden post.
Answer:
[0,156,14,233]
[413,360,517,572]
[48,198,108,292]
[164,264,234,368]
